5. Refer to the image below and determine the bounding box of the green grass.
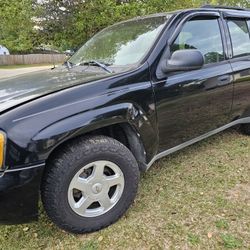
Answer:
[187,233,200,245]
[216,219,230,230]
[0,64,53,69]
[0,129,249,249]
[220,234,243,249]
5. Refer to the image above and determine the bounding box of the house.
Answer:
[0,45,10,55]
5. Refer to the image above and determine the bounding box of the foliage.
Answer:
[0,0,250,53]
[36,0,198,51]
[0,0,38,53]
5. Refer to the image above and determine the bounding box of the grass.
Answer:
[216,219,230,230]
[0,129,249,249]
[220,234,243,249]
[0,64,53,69]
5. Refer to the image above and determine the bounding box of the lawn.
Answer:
[0,129,249,250]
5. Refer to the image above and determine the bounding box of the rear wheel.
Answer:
[41,136,139,234]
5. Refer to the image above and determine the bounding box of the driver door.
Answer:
[153,14,234,152]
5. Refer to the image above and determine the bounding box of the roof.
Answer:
[201,5,250,12]
[98,5,250,29]
[0,45,9,51]
[194,5,250,18]
[125,5,250,22]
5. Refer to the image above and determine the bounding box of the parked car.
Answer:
[0,45,10,55]
[64,49,75,57]
[0,5,250,234]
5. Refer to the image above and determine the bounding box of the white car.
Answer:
[0,45,10,55]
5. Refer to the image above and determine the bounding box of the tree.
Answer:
[0,0,38,53]
[1,0,249,53]
[36,0,144,51]
[206,0,250,7]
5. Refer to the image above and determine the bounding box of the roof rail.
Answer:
[201,5,246,11]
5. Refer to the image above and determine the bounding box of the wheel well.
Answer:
[46,123,147,172]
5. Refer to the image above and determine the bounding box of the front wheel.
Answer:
[41,136,140,234]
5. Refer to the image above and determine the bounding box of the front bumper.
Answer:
[0,164,44,224]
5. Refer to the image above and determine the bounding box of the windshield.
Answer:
[69,15,169,67]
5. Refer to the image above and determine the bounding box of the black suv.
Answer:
[0,5,250,234]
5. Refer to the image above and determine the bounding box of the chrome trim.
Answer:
[146,117,250,169]
[3,163,45,173]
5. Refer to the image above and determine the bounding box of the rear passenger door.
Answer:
[223,14,250,119]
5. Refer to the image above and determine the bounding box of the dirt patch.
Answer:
[227,184,250,204]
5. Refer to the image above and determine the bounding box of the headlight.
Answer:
[0,132,6,169]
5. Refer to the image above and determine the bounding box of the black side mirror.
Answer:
[164,49,204,73]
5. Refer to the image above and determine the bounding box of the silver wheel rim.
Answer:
[67,160,125,217]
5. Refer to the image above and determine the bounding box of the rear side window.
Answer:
[170,18,224,64]
[227,19,250,57]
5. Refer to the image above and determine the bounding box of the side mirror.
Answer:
[164,49,204,73]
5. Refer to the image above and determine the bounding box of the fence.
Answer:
[0,54,66,65]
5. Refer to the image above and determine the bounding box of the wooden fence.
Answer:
[0,54,66,65]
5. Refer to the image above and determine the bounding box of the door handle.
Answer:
[217,75,231,86]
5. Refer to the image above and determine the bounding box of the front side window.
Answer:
[69,16,170,67]
[227,19,250,57]
[170,18,224,64]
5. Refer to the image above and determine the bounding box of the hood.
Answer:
[0,66,110,113]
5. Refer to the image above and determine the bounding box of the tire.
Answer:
[241,124,250,135]
[41,135,140,234]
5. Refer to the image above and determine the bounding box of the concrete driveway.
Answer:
[0,66,52,80]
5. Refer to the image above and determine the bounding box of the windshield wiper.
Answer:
[64,60,74,69]
[79,60,113,73]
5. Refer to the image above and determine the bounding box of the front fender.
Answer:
[32,103,157,164]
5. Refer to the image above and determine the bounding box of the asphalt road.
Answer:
[0,66,52,80]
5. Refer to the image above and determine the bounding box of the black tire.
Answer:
[241,124,250,135]
[41,135,140,234]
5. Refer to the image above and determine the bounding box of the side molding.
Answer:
[146,117,250,170]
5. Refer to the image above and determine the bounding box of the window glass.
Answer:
[228,19,250,57]
[170,18,224,64]
[69,16,169,66]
